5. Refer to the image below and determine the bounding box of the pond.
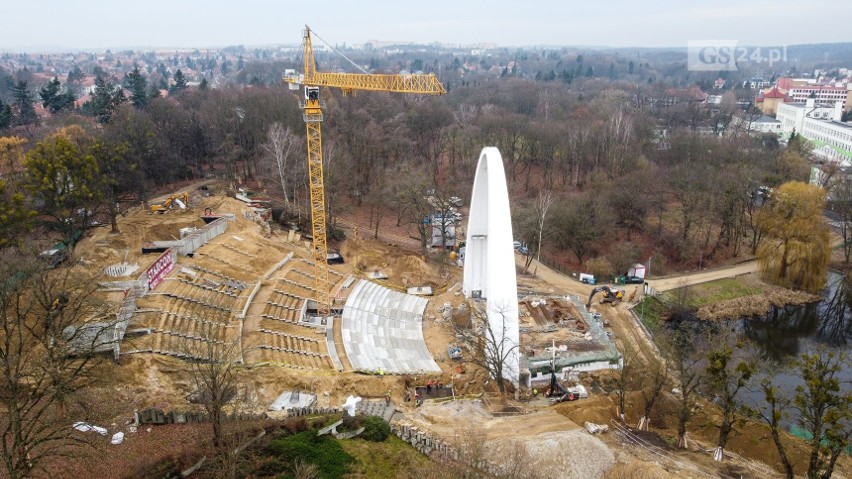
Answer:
[737,271,851,423]
[666,271,851,426]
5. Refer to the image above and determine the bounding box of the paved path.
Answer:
[515,254,760,296]
[647,261,759,292]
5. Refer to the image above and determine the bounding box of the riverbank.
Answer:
[643,273,821,322]
[695,286,820,321]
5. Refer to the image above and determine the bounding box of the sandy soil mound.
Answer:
[696,287,820,321]
[487,429,615,479]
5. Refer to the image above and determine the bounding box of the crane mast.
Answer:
[289,25,445,317]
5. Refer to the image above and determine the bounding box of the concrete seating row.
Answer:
[255,347,332,370]
[193,252,253,275]
[183,263,248,290]
[341,280,440,374]
[256,328,320,353]
[165,278,239,302]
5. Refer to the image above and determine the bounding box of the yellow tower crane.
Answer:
[286,26,446,317]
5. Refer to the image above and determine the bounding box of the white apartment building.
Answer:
[777,100,852,164]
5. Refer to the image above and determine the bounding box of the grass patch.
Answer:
[635,296,670,331]
[339,435,431,479]
[676,277,766,308]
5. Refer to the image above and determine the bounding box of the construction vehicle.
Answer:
[150,192,189,213]
[447,344,462,360]
[586,285,624,309]
[285,26,445,316]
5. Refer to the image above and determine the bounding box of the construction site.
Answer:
[52,175,642,475]
[12,26,850,479]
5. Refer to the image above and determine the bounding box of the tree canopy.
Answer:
[757,181,830,293]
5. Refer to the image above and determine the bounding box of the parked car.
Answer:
[624,276,645,284]
[449,196,463,207]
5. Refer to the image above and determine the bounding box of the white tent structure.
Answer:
[463,147,520,387]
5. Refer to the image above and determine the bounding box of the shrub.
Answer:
[265,430,354,478]
[360,416,390,442]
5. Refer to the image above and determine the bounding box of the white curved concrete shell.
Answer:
[463,147,520,386]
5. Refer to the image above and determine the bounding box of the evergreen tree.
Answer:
[66,65,83,83]
[126,66,148,108]
[0,99,11,129]
[39,77,75,113]
[39,77,60,107]
[237,55,244,70]
[199,77,209,90]
[148,83,162,99]
[608,63,617,80]
[89,74,125,123]
[170,69,187,93]
[11,80,38,126]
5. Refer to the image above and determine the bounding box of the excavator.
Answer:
[586,285,624,309]
[150,192,189,214]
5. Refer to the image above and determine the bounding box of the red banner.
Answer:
[146,249,175,291]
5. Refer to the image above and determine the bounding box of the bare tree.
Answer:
[612,342,639,423]
[658,328,704,449]
[533,189,554,276]
[183,306,244,450]
[261,123,301,204]
[0,253,111,479]
[458,301,519,396]
[637,356,668,431]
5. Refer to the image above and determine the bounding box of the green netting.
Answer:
[789,424,852,454]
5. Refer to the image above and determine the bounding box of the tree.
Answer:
[831,176,852,263]
[749,377,795,479]
[637,356,668,431]
[11,80,38,127]
[704,335,757,461]
[0,98,11,129]
[532,189,554,276]
[661,328,704,448]
[466,301,519,395]
[185,322,243,449]
[553,197,601,265]
[90,139,140,234]
[612,343,639,424]
[23,129,103,246]
[261,123,300,204]
[199,77,209,91]
[170,69,188,94]
[89,73,125,123]
[0,256,110,479]
[796,352,851,479]
[38,77,74,114]
[125,66,148,109]
[0,137,34,247]
[757,182,830,293]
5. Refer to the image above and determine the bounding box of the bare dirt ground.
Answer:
[59,185,850,479]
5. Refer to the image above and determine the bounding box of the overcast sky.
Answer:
[1,0,849,51]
